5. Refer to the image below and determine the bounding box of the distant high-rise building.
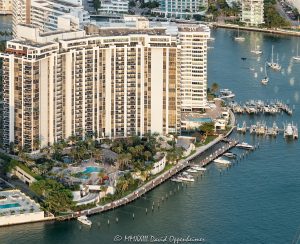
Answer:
[99,0,129,14]
[12,0,89,37]
[241,0,264,26]
[154,0,207,19]
[0,19,182,151]
[0,0,12,14]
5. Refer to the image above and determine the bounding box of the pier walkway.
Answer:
[57,136,237,221]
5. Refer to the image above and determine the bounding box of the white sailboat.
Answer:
[267,45,281,71]
[261,62,269,85]
[251,40,262,54]
[293,43,300,61]
[234,27,245,42]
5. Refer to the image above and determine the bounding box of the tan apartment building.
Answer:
[0,21,181,151]
[0,0,12,14]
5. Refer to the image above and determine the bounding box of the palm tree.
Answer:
[144,151,152,161]
[93,149,103,162]
[211,82,219,94]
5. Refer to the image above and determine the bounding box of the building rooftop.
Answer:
[0,190,43,215]
[85,25,167,37]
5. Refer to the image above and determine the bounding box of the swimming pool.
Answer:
[83,166,102,174]
[0,203,21,209]
[188,117,212,123]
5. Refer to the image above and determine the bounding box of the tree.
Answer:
[199,122,215,136]
[129,0,136,8]
[30,179,74,214]
[144,151,152,161]
[117,153,132,170]
[93,0,101,13]
[211,82,219,94]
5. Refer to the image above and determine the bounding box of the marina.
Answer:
[230,100,293,115]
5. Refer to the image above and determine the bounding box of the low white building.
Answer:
[150,154,166,175]
[241,0,264,26]
[99,0,129,14]
[11,166,37,185]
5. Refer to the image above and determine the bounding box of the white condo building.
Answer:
[241,0,264,26]
[177,25,210,111]
[12,0,89,37]
[154,0,207,19]
[0,0,12,14]
[0,18,183,151]
[99,0,129,14]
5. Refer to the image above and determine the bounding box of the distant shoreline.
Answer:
[212,23,300,37]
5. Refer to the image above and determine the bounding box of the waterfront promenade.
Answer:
[58,136,237,220]
[58,110,238,221]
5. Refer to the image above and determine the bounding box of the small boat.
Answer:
[251,40,262,55]
[214,157,231,165]
[77,216,92,226]
[241,57,247,61]
[208,37,215,41]
[267,45,281,71]
[261,77,269,85]
[237,121,247,133]
[235,27,245,42]
[171,177,183,183]
[293,43,300,61]
[177,173,195,182]
[284,123,298,139]
[223,152,237,158]
[261,62,269,85]
[220,89,235,99]
[236,142,254,150]
[191,166,207,171]
[186,168,198,173]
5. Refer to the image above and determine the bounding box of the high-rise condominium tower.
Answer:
[0,19,181,151]
[12,0,89,37]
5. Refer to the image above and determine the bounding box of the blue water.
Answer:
[188,117,212,123]
[0,203,21,209]
[0,22,299,244]
[83,167,101,174]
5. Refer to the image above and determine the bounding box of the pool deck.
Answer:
[0,190,54,227]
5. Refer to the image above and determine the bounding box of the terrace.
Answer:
[0,190,45,226]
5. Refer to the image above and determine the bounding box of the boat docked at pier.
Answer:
[223,152,237,158]
[77,216,92,226]
[191,166,207,171]
[266,122,279,137]
[186,168,198,173]
[236,142,254,150]
[284,123,298,139]
[219,89,235,99]
[177,172,195,182]
[214,157,231,165]
[237,121,247,133]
